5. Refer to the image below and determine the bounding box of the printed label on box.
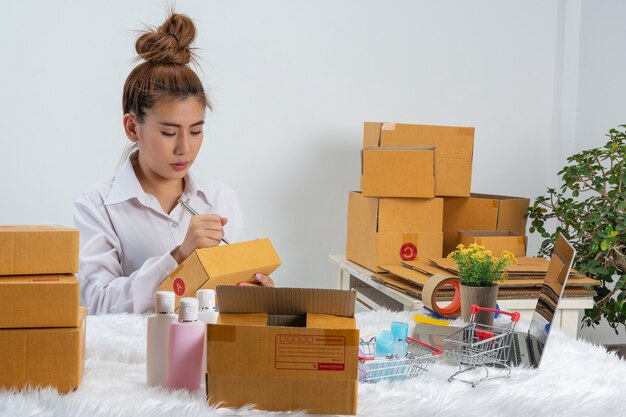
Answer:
[275,334,345,371]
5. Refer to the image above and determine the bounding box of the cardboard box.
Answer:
[159,238,281,309]
[363,122,474,197]
[207,286,359,415]
[443,193,530,256]
[0,225,79,275]
[458,230,527,257]
[0,274,80,328]
[361,146,435,198]
[0,307,86,393]
[346,191,443,272]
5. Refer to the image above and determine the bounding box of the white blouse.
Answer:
[73,158,244,315]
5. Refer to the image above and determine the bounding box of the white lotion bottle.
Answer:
[146,291,177,386]
[196,289,218,384]
[197,289,218,324]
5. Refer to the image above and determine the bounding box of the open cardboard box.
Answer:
[159,238,281,309]
[346,191,443,272]
[0,274,80,328]
[206,286,359,415]
[363,122,474,197]
[361,146,435,198]
[458,230,527,257]
[0,225,79,275]
[443,193,530,256]
[0,307,86,393]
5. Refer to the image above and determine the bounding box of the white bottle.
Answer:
[146,291,177,386]
[196,289,218,384]
[197,289,218,324]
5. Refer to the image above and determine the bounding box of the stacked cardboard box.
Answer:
[0,226,85,393]
[442,193,530,256]
[347,122,475,272]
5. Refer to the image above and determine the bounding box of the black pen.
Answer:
[177,199,230,245]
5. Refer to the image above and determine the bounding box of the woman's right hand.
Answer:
[172,214,228,264]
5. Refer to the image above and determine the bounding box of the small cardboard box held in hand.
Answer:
[0,225,79,275]
[159,238,281,309]
[206,286,359,415]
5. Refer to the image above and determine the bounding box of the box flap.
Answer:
[196,238,281,284]
[216,286,356,317]
[378,122,474,159]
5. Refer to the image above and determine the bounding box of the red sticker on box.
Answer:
[173,278,185,296]
[400,243,417,261]
[275,335,345,371]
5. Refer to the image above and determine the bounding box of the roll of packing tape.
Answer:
[422,274,462,318]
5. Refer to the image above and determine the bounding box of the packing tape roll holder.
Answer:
[422,274,461,318]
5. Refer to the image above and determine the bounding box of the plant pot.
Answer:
[460,284,499,326]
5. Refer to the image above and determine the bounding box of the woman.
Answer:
[74,12,273,315]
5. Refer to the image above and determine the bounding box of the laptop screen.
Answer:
[527,234,576,346]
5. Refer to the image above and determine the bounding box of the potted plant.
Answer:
[527,125,626,333]
[447,243,517,325]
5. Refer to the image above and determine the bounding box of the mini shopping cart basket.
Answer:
[445,305,520,386]
[358,337,443,383]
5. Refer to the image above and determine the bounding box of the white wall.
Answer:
[0,1,623,342]
[574,0,626,345]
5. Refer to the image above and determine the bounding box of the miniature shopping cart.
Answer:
[445,305,520,387]
[358,337,443,383]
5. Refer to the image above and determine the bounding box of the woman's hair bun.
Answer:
[135,13,197,65]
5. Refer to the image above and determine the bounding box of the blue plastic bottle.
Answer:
[391,321,409,358]
[374,330,394,357]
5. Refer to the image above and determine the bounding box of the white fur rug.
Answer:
[0,310,624,417]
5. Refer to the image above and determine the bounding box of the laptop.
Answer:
[508,234,576,367]
[411,233,576,368]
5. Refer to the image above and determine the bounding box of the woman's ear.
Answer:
[123,113,140,142]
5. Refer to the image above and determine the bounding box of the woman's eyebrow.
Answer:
[158,120,205,128]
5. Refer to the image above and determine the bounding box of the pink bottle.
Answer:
[166,297,205,390]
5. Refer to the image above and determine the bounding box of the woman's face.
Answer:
[134,98,205,182]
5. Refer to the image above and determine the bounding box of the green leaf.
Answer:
[601,240,609,251]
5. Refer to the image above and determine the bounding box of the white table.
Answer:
[329,255,594,338]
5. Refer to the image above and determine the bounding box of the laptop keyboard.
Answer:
[511,334,522,366]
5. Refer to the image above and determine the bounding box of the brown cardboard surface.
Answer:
[0,225,79,275]
[159,238,281,309]
[363,122,474,196]
[371,273,596,300]
[0,307,86,393]
[346,191,443,272]
[207,286,359,415]
[361,147,435,198]
[442,194,530,255]
[458,230,527,257]
[0,274,80,328]
[216,286,356,317]
[217,313,268,326]
[400,259,600,287]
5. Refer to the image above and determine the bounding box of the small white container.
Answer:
[146,291,177,386]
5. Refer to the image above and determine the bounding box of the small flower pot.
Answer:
[460,284,499,326]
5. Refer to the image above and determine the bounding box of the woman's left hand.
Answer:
[238,273,274,287]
